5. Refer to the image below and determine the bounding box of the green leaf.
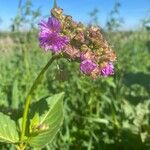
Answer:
[28,92,64,148]
[0,112,19,143]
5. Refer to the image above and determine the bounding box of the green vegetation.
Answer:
[0,0,150,149]
[0,28,150,150]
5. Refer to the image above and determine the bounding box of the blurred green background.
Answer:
[0,0,150,149]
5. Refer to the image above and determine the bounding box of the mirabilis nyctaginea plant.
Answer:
[39,7,116,79]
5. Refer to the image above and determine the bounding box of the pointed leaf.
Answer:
[28,92,64,148]
[0,112,19,143]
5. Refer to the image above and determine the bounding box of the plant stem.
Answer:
[53,0,57,8]
[20,54,61,147]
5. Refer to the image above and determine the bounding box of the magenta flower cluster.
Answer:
[39,17,69,53]
[101,62,114,77]
[38,10,116,78]
[80,60,97,75]
[80,60,114,77]
[80,52,114,77]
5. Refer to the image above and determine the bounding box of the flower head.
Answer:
[38,8,117,79]
[39,32,69,53]
[100,62,114,77]
[39,17,60,33]
[80,60,97,74]
[39,17,69,53]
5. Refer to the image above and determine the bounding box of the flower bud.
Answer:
[51,7,63,19]
[64,45,80,59]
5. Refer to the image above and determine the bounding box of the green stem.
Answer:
[20,54,61,147]
[53,0,57,8]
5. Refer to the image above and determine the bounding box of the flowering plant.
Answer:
[0,3,116,150]
[39,7,116,78]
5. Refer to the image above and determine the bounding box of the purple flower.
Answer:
[39,17,61,33]
[80,59,97,74]
[39,17,69,53]
[101,62,114,77]
[39,32,69,53]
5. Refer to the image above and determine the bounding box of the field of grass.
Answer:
[0,28,149,150]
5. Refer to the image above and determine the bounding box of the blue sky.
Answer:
[0,0,150,31]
